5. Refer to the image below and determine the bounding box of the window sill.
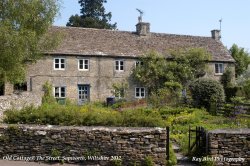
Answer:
[214,73,223,76]
[54,69,65,71]
[78,69,89,71]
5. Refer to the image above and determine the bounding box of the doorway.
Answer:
[78,84,90,105]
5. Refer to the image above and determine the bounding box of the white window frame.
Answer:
[215,63,224,75]
[135,87,145,98]
[115,60,124,71]
[54,86,66,98]
[135,60,143,67]
[54,58,65,70]
[78,59,89,71]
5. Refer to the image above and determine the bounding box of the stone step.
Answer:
[172,143,181,153]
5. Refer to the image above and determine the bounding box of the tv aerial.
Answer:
[219,18,222,39]
[136,8,144,22]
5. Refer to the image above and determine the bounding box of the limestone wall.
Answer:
[0,92,42,118]
[208,129,250,166]
[0,125,167,165]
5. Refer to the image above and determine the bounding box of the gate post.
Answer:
[166,126,170,160]
[188,125,191,154]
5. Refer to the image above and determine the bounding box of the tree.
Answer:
[66,0,116,29]
[0,0,60,84]
[132,48,211,94]
[229,44,250,77]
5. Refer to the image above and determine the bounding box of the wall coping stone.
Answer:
[0,124,165,133]
[208,128,250,134]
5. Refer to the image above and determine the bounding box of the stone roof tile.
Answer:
[46,26,234,62]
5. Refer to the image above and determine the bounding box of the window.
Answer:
[135,87,145,98]
[78,59,89,71]
[115,60,124,71]
[54,58,65,70]
[135,61,143,67]
[215,63,224,74]
[14,82,27,92]
[54,87,66,98]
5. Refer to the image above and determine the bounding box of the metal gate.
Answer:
[188,126,207,156]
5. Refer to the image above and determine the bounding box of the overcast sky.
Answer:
[54,0,250,50]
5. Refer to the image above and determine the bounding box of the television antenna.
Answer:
[219,18,222,32]
[219,18,222,39]
[136,8,144,22]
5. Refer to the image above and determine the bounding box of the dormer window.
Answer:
[54,58,65,70]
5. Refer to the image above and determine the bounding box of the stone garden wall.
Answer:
[208,129,250,166]
[0,92,41,118]
[0,124,167,166]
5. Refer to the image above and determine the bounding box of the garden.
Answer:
[2,48,250,165]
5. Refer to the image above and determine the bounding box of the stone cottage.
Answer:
[1,22,235,104]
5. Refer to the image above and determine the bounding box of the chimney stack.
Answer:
[136,22,150,36]
[211,29,221,40]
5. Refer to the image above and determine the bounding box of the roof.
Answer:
[46,26,234,62]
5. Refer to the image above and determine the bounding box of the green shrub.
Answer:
[189,78,225,110]
[143,156,154,166]
[167,143,177,166]
[3,103,165,127]
[121,108,165,127]
[224,86,238,102]
[149,81,182,108]
[242,79,250,99]
[42,81,56,104]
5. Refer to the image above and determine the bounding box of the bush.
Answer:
[149,81,182,108]
[189,78,225,110]
[224,86,239,102]
[3,103,165,127]
[242,79,250,99]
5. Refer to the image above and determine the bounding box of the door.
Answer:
[78,85,90,105]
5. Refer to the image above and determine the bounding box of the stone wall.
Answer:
[0,125,167,165]
[208,129,250,166]
[0,92,42,118]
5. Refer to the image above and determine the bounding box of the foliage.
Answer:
[51,148,61,158]
[242,79,250,99]
[167,143,177,166]
[143,156,154,166]
[229,44,250,77]
[42,81,56,104]
[132,49,211,94]
[66,0,116,29]
[111,81,128,99]
[149,81,182,108]
[189,78,225,110]
[0,0,60,84]
[3,103,165,127]
[220,67,236,101]
[170,48,211,86]
[236,67,250,85]
[220,67,234,88]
